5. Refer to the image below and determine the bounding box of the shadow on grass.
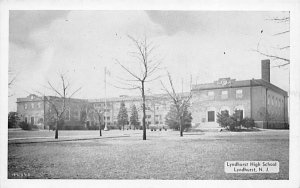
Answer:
[218,127,266,132]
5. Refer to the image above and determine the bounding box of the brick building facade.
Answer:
[16,59,288,129]
[190,60,288,129]
[17,95,88,129]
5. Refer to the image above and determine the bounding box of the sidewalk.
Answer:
[8,135,130,145]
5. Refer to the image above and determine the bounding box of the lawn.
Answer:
[8,129,289,179]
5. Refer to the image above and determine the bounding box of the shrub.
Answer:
[18,122,39,130]
[241,117,255,129]
[165,104,192,131]
[62,125,87,130]
[47,119,65,130]
[8,112,20,128]
[87,123,99,130]
[19,121,31,130]
[107,124,118,130]
[217,110,254,131]
[217,111,230,128]
[217,111,238,130]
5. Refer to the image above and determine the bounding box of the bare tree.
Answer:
[254,13,290,68]
[115,35,162,140]
[161,73,192,137]
[8,70,18,97]
[89,105,104,136]
[36,73,81,139]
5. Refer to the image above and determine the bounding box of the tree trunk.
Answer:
[179,116,183,137]
[98,116,102,136]
[142,81,146,140]
[99,117,102,137]
[55,120,58,139]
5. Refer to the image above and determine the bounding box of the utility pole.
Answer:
[104,67,108,131]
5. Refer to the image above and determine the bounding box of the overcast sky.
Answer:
[8,10,290,111]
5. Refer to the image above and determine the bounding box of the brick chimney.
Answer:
[261,59,270,82]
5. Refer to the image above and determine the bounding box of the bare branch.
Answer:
[107,81,141,91]
[273,30,289,36]
[272,62,290,68]
[47,81,63,97]
[115,59,142,81]
[252,48,290,63]
[144,75,163,82]
[8,76,17,87]
[160,80,176,102]
[69,87,82,98]
[279,46,290,50]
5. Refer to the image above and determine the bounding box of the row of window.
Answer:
[207,89,243,100]
[206,109,244,122]
[267,95,284,107]
[24,102,42,110]
[24,116,44,124]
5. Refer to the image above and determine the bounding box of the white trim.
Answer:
[219,106,231,115]
[234,105,245,119]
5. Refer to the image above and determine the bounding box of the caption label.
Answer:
[225,161,279,173]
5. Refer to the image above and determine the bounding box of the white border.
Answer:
[1,0,299,188]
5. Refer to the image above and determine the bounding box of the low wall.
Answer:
[255,121,289,129]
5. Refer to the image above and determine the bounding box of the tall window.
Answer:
[236,89,243,98]
[221,90,228,99]
[207,111,215,122]
[31,103,34,109]
[65,109,70,121]
[235,110,243,120]
[24,104,27,110]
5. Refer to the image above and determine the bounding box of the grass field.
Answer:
[8,129,289,179]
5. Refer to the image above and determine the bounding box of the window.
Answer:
[234,106,244,121]
[272,96,274,105]
[30,95,34,100]
[236,89,243,98]
[30,117,34,125]
[38,118,44,124]
[106,116,110,121]
[65,110,70,121]
[235,110,244,120]
[207,111,215,122]
[221,90,228,99]
[147,115,151,119]
[208,91,214,99]
[25,117,28,123]
[24,104,28,110]
[268,95,271,105]
[37,102,41,108]
[31,103,34,109]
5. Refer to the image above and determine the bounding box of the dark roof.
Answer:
[88,92,190,103]
[192,78,288,96]
[17,95,88,103]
